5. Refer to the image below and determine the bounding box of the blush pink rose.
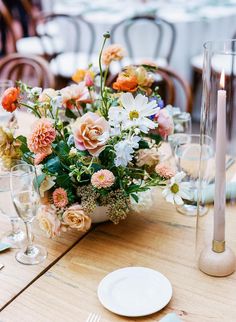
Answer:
[154,109,174,139]
[60,82,90,109]
[73,112,110,156]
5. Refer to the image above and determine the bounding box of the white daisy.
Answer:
[162,172,193,205]
[114,135,140,167]
[119,92,159,133]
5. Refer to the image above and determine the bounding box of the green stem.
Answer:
[20,102,41,118]
[98,36,109,116]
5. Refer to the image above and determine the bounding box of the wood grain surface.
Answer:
[1,188,236,322]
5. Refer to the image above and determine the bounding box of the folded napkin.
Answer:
[0,242,11,252]
[159,313,182,322]
[194,182,236,204]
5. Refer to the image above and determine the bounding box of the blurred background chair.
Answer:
[0,53,55,88]
[190,30,236,120]
[0,0,17,56]
[107,65,193,113]
[48,14,96,85]
[16,13,70,60]
[109,15,176,74]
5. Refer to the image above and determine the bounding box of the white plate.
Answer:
[97,267,172,317]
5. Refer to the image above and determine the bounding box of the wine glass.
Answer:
[10,163,47,265]
[0,160,26,248]
[168,110,192,156]
[0,80,15,127]
[175,134,214,216]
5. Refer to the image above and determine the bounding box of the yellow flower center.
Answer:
[170,183,179,194]
[98,174,105,181]
[129,110,139,120]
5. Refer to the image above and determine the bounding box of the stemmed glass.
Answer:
[10,163,47,265]
[0,160,26,248]
[168,110,192,156]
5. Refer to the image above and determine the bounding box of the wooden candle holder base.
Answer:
[199,243,236,277]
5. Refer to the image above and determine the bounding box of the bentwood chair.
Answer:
[107,65,193,113]
[48,14,96,81]
[0,0,17,55]
[16,13,73,60]
[0,53,55,88]
[110,15,176,73]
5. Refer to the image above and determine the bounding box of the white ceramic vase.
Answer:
[90,205,109,223]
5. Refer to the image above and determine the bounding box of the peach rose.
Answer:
[154,108,174,139]
[62,204,91,231]
[73,112,110,156]
[37,205,61,238]
[136,147,160,167]
[1,87,20,112]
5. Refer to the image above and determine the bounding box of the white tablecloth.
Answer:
[41,0,236,81]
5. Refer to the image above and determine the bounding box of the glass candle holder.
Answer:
[198,40,236,277]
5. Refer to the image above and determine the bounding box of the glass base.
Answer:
[176,204,209,217]
[1,230,26,249]
[15,244,47,265]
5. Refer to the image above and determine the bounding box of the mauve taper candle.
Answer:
[214,70,226,242]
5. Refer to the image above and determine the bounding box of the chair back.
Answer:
[110,15,176,64]
[107,65,192,113]
[0,53,55,88]
[35,13,95,58]
[20,0,37,34]
[0,0,17,52]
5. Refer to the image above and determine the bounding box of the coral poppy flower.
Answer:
[113,74,138,92]
[1,87,20,112]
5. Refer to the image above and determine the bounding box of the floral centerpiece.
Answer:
[0,33,188,238]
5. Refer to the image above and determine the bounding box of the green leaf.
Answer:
[54,141,70,159]
[45,156,61,174]
[149,133,162,145]
[131,193,139,203]
[56,173,71,189]
[65,108,77,119]
[16,135,30,153]
[36,173,46,188]
[138,140,149,149]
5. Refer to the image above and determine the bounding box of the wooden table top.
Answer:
[1,112,236,322]
[1,188,236,322]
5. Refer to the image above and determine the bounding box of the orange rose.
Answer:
[73,112,110,156]
[1,87,20,112]
[113,74,138,92]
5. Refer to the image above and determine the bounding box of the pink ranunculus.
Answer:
[73,112,110,156]
[154,109,174,139]
[60,82,90,109]
[37,205,61,238]
[27,118,56,154]
[91,169,115,189]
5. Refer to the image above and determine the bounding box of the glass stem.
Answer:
[10,218,19,234]
[25,222,33,253]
